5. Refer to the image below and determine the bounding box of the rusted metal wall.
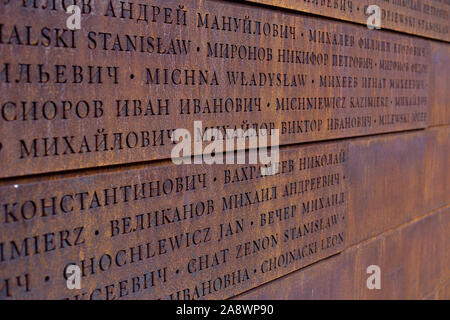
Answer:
[0,0,431,177]
[0,0,448,300]
[244,0,450,41]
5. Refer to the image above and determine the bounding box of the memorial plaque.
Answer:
[0,141,348,299]
[245,0,450,42]
[429,41,450,126]
[0,0,429,178]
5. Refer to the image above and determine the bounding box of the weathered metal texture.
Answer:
[0,141,348,299]
[426,280,450,300]
[244,0,450,42]
[429,41,450,126]
[347,126,449,246]
[235,125,450,299]
[234,125,450,300]
[0,0,430,178]
[234,205,450,300]
[423,126,450,212]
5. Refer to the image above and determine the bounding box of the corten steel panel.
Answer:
[0,141,348,299]
[244,0,450,42]
[0,0,430,178]
[423,126,450,212]
[235,205,450,300]
[429,41,450,126]
[426,280,450,300]
[235,126,450,300]
[356,208,450,300]
[345,129,429,246]
[320,126,448,249]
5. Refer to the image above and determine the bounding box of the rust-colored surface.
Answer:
[429,41,450,126]
[235,126,450,299]
[235,205,450,300]
[0,0,430,178]
[0,0,448,301]
[347,126,449,246]
[245,0,450,42]
[426,280,450,300]
[0,141,348,299]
